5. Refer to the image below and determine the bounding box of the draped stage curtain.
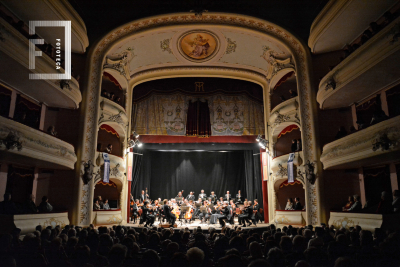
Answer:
[130,152,147,199]
[131,145,262,208]
[186,100,211,137]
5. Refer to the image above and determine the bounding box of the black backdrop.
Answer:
[131,143,263,207]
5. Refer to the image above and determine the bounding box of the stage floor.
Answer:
[127,219,270,230]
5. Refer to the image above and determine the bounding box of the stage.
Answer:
[127,218,270,231]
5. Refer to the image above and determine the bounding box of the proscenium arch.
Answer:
[76,12,321,226]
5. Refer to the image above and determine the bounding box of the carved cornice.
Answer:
[272,111,291,127]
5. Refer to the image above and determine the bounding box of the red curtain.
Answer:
[103,72,122,89]
[274,71,294,89]
[277,124,299,139]
[186,100,211,137]
[100,124,120,138]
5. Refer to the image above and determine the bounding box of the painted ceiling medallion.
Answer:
[178,30,219,62]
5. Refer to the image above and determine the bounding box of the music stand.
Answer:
[175,197,183,204]
[179,206,189,226]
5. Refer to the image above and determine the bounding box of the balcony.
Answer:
[269,97,300,132]
[0,17,82,109]
[275,210,306,226]
[317,16,400,109]
[99,97,128,138]
[320,116,400,170]
[2,0,89,53]
[92,209,123,225]
[271,152,303,178]
[0,116,77,169]
[95,152,126,181]
[309,0,398,53]
[0,212,69,235]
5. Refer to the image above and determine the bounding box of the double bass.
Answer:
[185,204,194,220]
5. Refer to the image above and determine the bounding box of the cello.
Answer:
[185,204,193,220]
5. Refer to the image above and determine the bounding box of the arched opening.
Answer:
[97,124,123,157]
[274,124,302,157]
[101,72,126,109]
[93,178,122,210]
[270,71,297,111]
[275,179,305,210]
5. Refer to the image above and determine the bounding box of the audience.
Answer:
[38,196,53,213]
[343,195,362,212]
[285,198,294,211]
[101,90,123,107]
[1,223,398,267]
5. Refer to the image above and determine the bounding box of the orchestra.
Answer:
[129,189,262,228]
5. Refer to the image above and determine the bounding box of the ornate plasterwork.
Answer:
[108,111,125,126]
[79,13,318,225]
[387,22,400,44]
[160,39,172,53]
[332,217,359,229]
[273,111,291,126]
[225,38,237,54]
[110,163,123,178]
[261,46,294,82]
[276,164,288,177]
[41,217,67,228]
[103,47,136,80]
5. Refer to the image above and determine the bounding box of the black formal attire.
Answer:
[0,200,18,215]
[186,194,195,202]
[131,203,138,223]
[238,206,252,226]
[140,194,147,202]
[235,194,242,204]
[163,204,176,226]
[250,204,259,225]
[291,142,297,153]
[294,202,302,210]
[209,194,217,204]
[218,206,231,226]
[224,194,232,201]
[24,200,37,214]
[142,206,155,227]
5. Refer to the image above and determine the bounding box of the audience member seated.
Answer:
[285,198,294,210]
[343,195,362,212]
[103,199,111,210]
[97,196,104,209]
[24,194,37,214]
[335,126,347,140]
[296,139,302,152]
[94,200,101,210]
[393,190,400,213]
[342,196,354,211]
[376,191,392,214]
[38,196,53,213]
[47,125,57,137]
[0,193,18,215]
[1,222,399,267]
[370,107,389,125]
[293,197,303,210]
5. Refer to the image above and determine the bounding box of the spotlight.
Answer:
[132,131,139,138]
[256,134,262,142]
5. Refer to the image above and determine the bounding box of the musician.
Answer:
[193,198,202,219]
[131,199,139,224]
[186,192,196,202]
[142,201,155,227]
[209,191,217,203]
[198,201,212,222]
[238,201,252,227]
[225,191,231,202]
[198,190,207,200]
[152,199,161,221]
[163,199,176,226]
[218,202,232,227]
[250,199,260,226]
[236,190,242,204]
[229,199,236,224]
[140,190,148,202]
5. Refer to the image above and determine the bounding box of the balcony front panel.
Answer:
[0,212,69,235]
[0,17,81,109]
[2,0,89,53]
[271,152,303,177]
[95,152,126,181]
[99,97,128,139]
[92,209,123,225]
[0,116,77,169]
[309,0,398,53]
[320,116,400,170]
[275,210,306,226]
[317,16,400,109]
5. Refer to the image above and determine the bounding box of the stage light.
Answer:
[137,141,143,147]
[256,134,262,142]
[132,131,139,138]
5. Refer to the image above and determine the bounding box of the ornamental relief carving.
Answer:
[273,111,291,126]
[323,125,400,160]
